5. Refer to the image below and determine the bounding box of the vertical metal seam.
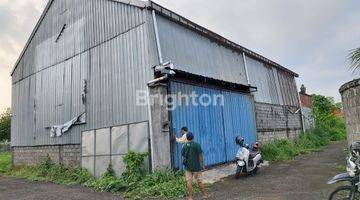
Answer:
[220,90,228,161]
[242,52,250,86]
[152,10,163,64]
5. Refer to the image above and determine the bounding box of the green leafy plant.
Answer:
[349,48,360,71]
[4,151,194,199]
[121,151,148,187]
[262,94,346,161]
[0,108,11,141]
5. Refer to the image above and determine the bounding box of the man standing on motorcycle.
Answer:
[182,132,208,200]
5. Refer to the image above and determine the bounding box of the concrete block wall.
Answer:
[255,102,303,143]
[13,145,80,167]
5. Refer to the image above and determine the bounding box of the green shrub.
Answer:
[0,108,11,141]
[122,151,148,187]
[262,126,344,162]
[6,152,193,199]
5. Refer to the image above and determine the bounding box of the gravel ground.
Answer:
[206,141,347,200]
[0,141,346,200]
[0,176,122,200]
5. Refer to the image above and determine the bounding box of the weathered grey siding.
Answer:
[156,15,248,85]
[154,13,298,107]
[277,70,300,107]
[11,0,158,146]
[247,56,281,104]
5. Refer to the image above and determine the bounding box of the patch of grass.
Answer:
[5,152,196,199]
[262,126,343,162]
[0,151,11,173]
[125,170,201,199]
[6,157,94,185]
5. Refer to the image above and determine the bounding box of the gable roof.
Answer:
[10,0,148,76]
[11,0,298,77]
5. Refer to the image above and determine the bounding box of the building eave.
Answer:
[148,1,299,77]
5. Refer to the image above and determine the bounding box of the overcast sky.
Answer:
[0,0,359,112]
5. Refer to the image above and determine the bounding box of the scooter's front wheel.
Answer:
[235,166,242,179]
[329,185,360,200]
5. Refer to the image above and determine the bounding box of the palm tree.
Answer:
[349,48,360,71]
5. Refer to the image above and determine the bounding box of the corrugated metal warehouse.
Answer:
[11,0,303,176]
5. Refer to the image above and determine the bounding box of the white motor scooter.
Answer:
[235,136,263,179]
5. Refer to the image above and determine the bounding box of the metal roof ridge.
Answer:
[147,1,299,77]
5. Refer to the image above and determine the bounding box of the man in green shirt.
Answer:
[182,132,207,200]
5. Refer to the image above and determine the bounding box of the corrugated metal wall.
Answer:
[154,13,299,107]
[171,81,257,169]
[246,55,299,106]
[156,15,248,86]
[11,0,158,146]
[247,56,280,104]
[11,0,300,147]
[277,70,300,107]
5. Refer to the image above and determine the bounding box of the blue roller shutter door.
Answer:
[171,81,256,169]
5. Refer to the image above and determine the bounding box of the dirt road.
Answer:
[207,141,347,200]
[0,141,346,200]
[0,176,121,200]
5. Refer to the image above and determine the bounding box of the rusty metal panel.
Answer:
[156,15,248,85]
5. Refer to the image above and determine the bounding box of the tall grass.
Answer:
[262,125,345,161]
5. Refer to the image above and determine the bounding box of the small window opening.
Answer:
[55,24,67,43]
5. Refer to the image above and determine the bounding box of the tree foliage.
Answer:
[349,48,360,71]
[0,108,11,141]
[312,95,346,141]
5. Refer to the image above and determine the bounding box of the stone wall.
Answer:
[13,144,80,167]
[254,102,303,143]
[340,78,360,145]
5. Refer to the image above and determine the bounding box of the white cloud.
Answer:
[0,0,47,112]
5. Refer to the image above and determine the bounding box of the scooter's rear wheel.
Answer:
[329,185,360,200]
[235,166,242,179]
